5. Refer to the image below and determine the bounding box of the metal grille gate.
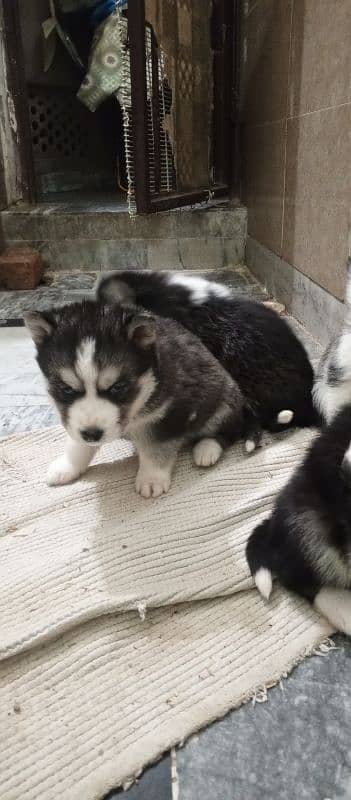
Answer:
[126,0,240,213]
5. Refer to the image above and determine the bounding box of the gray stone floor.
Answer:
[1,266,350,800]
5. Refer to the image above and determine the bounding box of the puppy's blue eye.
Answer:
[61,385,79,399]
[108,381,130,401]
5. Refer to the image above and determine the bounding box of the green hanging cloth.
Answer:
[77,10,129,111]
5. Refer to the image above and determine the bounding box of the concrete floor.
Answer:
[1,267,350,800]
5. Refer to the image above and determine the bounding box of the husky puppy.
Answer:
[97,270,317,433]
[313,258,351,425]
[24,301,259,498]
[246,405,351,634]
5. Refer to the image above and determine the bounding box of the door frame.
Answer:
[1,0,36,204]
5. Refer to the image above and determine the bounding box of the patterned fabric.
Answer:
[77,11,130,111]
[77,9,156,112]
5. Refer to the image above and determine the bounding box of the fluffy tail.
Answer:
[97,272,141,307]
[97,270,224,318]
[97,270,184,316]
[246,519,274,600]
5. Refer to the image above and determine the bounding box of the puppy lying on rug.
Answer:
[98,270,318,432]
[25,301,260,498]
[247,405,351,634]
[248,264,351,634]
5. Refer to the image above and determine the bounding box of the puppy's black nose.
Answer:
[80,427,103,443]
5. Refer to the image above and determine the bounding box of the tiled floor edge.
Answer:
[246,235,345,348]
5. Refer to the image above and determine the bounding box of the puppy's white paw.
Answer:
[193,438,222,468]
[245,439,257,454]
[47,456,83,486]
[135,468,171,499]
[277,409,294,425]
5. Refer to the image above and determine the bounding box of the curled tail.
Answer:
[97,271,143,307]
[97,270,195,317]
[246,519,274,600]
[97,270,231,319]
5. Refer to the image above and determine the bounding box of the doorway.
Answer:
[2,0,240,214]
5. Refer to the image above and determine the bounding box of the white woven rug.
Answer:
[0,427,332,800]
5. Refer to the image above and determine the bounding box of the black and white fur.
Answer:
[25,301,260,498]
[246,405,351,634]
[313,258,351,427]
[247,263,351,634]
[97,270,317,433]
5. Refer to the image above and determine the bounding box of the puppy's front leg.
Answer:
[47,437,99,486]
[135,440,180,499]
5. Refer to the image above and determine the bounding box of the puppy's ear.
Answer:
[24,311,55,345]
[126,312,156,349]
[97,274,136,307]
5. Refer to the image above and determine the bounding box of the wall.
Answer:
[241,0,351,301]
[0,1,6,211]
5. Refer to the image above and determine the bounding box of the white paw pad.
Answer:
[47,457,82,486]
[135,469,171,499]
[245,439,256,454]
[193,438,223,468]
[254,568,273,600]
[277,409,294,425]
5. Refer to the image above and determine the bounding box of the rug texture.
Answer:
[0,427,332,800]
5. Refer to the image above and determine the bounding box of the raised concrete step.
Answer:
[0,202,247,272]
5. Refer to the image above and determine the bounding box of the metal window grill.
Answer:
[125,0,237,214]
[118,13,176,215]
